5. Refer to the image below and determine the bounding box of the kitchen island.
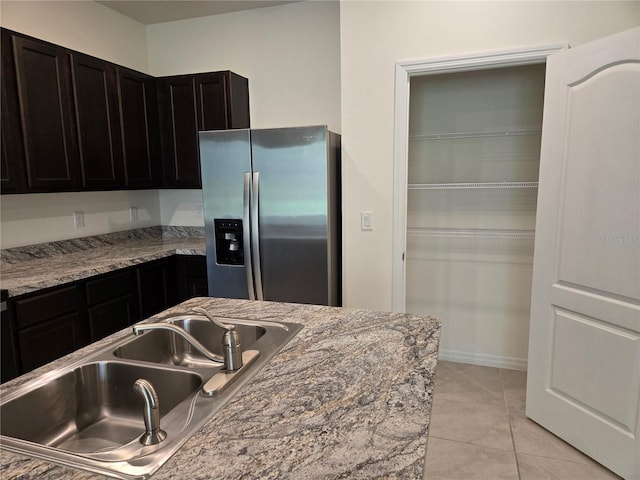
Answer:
[0,296,440,479]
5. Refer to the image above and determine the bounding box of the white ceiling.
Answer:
[96,0,300,25]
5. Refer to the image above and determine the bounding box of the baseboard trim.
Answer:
[438,349,528,371]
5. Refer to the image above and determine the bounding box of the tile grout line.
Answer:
[427,434,519,454]
[499,368,523,480]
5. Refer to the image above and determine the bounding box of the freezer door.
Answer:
[250,126,335,305]
[199,129,253,299]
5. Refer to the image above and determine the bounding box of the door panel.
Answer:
[12,35,79,190]
[250,126,330,305]
[199,129,252,299]
[556,64,639,300]
[117,68,159,187]
[527,27,640,479]
[196,73,228,131]
[550,308,639,431]
[72,53,123,189]
[162,76,201,187]
[1,29,27,193]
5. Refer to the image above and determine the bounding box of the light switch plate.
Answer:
[361,211,373,231]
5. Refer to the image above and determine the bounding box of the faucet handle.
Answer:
[192,307,243,371]
[222,329,243,371]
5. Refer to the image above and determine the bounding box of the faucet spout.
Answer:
[132,323,225,363]
[133,379,167,446]
[191,307,234,331]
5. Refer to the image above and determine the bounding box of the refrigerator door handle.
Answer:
[251,171,265,300]
[243,172,256,300]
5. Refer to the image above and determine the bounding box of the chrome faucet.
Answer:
[131,308,243,371]
[133,379,167,446]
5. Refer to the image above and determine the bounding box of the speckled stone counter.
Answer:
[0,297,441,479]
[0,227,205,297]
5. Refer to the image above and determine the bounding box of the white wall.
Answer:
[339,1,639,366]
[0,191,160,248]
[158,190,204,226]
[0,0,159,248]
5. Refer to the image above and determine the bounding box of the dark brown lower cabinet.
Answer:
[136,257,177,318]
[18,312,86,372]
[85,269,137,342]
[87,298,136,342]
[176,255,208,301]
[14,284,89,372]
[6,254,205,379]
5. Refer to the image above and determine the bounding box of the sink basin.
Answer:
[114,317,266,369]
[0,361,201,454]
[0,313,303,479]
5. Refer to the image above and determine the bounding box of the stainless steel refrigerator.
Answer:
[199,125,341,306]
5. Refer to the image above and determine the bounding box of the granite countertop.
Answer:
[0,227,206,298]
[0,297,441,479]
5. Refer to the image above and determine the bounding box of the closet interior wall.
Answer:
[406,64,546,368]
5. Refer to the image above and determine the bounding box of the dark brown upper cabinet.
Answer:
[117,67,161,188]
[196,71,250,131]
[160,71,250,188]
[159,75,200,188]
[71,53,124,189]
[1,29,28,194]
[1,28,249,194]
[10,33,81,191]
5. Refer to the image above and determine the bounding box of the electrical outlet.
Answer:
[195,204,204,219]
[73,210,85,228]
[129,206,138,222]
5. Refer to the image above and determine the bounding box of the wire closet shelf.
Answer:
[409,128,542,141]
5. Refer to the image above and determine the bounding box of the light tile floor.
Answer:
[423,361,622,480]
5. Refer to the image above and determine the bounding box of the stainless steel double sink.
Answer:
[0,313,303,479]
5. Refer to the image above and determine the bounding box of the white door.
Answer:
[527,27,640,479]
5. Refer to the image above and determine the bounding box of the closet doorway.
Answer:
[391,46,563,369]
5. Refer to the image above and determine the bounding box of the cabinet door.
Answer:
[71,53,124,189]
[87,295,136,341]
[1,29,27,194]
[176,255,208,301]
[117,68,160,188]
[226,71,250,129]
[160,76,201,188]
[18,312,86,372]
[195,72,230,131]
[137,258,177,318]
[195,72,250,130]
[85,269,137,341]
[1,300,20,382]
[14,283,89,372]
[11,34,80,191]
